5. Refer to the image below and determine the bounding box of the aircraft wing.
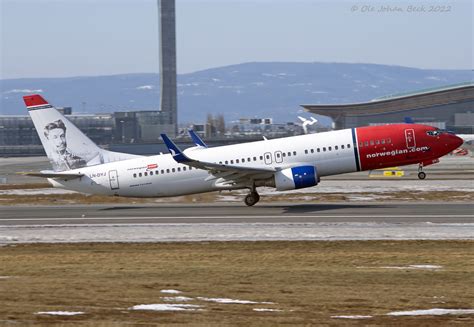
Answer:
[18,171,84,181]
[161,134,275,186]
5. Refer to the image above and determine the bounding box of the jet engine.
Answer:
[274,165,319,191]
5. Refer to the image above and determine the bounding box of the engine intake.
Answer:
[274,165,319,191]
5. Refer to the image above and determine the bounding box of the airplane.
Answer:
[21,94,463,206]
[297,116,318,134]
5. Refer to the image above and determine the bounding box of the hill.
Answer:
[1,62,471,124]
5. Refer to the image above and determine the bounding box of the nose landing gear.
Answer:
[418,164,426,180]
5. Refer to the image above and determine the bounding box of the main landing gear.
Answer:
[244,183,260,206]
[418,164,426,180]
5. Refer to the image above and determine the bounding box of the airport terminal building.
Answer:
[302,83,474,133]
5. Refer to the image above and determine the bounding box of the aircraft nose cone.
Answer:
[450,134,464,150]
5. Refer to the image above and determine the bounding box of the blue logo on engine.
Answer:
[291,166,317,189]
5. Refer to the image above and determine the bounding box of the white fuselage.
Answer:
[50,129,358,197]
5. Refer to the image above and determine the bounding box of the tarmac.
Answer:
[1,203,473,243]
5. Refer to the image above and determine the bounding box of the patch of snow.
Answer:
[380,265,442,270]
[130,304,201,312]
[0,276,12,279]
[331,315,373,319]
[5,89,43,94]
[253,308,284,312]
[387,308,474,316]
[0,188,77,195]
[409,265,443,269]
[136,85,154,90]
[211,78,221,82]
[160,289,182,294]
[161,296,193,302]
[425,76,445,81]
[197,297,272,305]
[36,311,84,316]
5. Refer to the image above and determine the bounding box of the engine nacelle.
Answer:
[274,165,319,191]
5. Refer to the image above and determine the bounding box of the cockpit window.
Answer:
[426,130,441,136]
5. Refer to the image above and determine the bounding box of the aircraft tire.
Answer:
[244,192,260,206]
[418,171,426,180]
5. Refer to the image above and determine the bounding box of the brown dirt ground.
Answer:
[0,241,473,326]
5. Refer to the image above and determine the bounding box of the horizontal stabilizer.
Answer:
[18,172,84,181]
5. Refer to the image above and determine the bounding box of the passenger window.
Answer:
[387,138,392,144]
[335,146,338,150]
[287,152,291,156]
[150,171,153,176]
[139,173,142,177]
[166,169,170,173]
[260,156,263,160]
[323,147,326,152]
[317,148,320,153]
[381,139,386,144]
[293,151,296,156]
[219,161,222,164]
[311,149,314,153]
[183,167,187,171]
[305,150,308,154]
[144,172,148,176]
[370,140,374,146]
[230,160,234,164]
[161,169,164,174]
[133,173,137,178]
[328,147,332,151]
[359,142,364,147]
[341,145,344,149]
[277,153,282,157]
[177,167,181,172]
[347,144,351,148]
[155,170,159,175]
[236,159,240,163]
[375,140,380,145]
[172,168,175,173]
[225,161,228,164]
[248,157,251,162]
[266,154,270,159]
[242,158,245,162]
[282,153,286,157]
[364,141,369,146]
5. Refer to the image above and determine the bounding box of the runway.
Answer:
[1,202,473,243]
[1,202,473,225]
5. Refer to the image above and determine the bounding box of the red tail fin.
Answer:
[23,94,49,108]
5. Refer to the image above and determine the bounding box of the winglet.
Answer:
[188,130,208,148]
[160,134,192,163]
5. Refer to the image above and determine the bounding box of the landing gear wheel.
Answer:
[244,192,260,206]
[418,171,426,180]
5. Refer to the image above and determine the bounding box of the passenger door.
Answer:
[109,170,120,190]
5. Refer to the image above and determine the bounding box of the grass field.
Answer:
[1,241,473,326]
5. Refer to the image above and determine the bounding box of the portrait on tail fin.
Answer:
[43,119,87,170]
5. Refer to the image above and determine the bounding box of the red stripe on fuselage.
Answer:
[355,124,448,171]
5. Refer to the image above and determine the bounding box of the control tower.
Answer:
[158,0,177,136]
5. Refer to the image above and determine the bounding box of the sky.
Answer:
[1,0,472,79]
